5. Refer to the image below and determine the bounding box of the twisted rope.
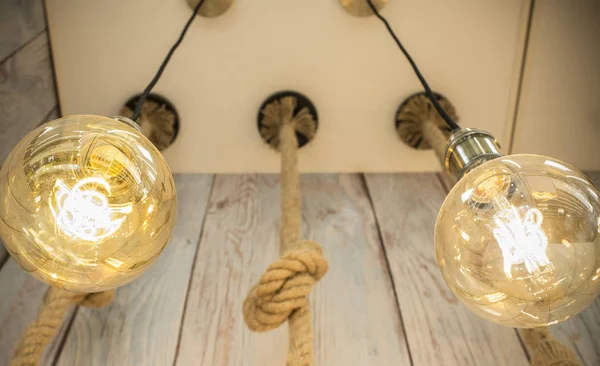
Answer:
[121,97,178,152]
[11,288,114,366]
[521,328,581,366]
[243,96,328,366]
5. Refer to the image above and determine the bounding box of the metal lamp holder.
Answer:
[396,92,503,180]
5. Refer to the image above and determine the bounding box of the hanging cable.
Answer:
[366,0,461,131]
[130,0,205,121]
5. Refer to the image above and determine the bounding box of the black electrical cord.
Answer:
[130,0,205,121]
[366,0,461,131]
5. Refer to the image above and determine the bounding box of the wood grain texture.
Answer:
[176,174,411,366]
[365,173,530,366]
[550,300,600,366]
[0,31,57,165]
[0,260,68,366]
[55,175,213,366]
[0,1,57,269]
[0,0,45,62]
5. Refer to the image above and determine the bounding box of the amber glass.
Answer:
[0,115,176,292]
[436,155,600,328]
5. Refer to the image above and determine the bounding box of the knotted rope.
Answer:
[243,96,328,366]
[11,288,114,366]
[521,328,581,366]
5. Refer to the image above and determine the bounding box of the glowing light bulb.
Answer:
[436,154,600,328]
[51,177,133,242]
[492,206,551,279]
[0,115,176,292]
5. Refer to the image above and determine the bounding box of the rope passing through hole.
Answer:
[243,95,328,366]
[11,288,115,366]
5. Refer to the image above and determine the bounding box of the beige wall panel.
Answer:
[46,0,529,173]
[512,1,600,170]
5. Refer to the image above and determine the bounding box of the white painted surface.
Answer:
[45,0,529,173]
[511,0,600,170]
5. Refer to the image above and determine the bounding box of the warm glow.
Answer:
[50,177,133,242]
[492,207,551,278]
[435,154,600,328]
[0,115,176,292]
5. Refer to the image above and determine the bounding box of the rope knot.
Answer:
[243,240,328,332]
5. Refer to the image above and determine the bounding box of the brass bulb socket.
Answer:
[445,129,503,180]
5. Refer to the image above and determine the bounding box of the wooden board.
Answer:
[45,0,530,173]
[0,3,60,356]
[0,0,45,62]
[550,300,600,366]
[0,32,57,164]
[0,0,58,267]
[54,175,213,366]
[176,174,411,365]
[365,173,530,365]
[511,0,600,169]
[0,260,68,366]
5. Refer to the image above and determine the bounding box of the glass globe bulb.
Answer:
[436,154,600,328]
[0,115,176,292]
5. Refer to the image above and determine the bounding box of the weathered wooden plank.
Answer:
[175,175,288,365]
[55,174,213,366]
[365,173,530,366]
[0,31,57,165]
[306,175,411,365]
[550,299,600,366]
[176,174,411,365]
[0,260,67,366]
[0,0,45,62]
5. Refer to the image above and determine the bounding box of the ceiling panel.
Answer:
[46,0,529,173]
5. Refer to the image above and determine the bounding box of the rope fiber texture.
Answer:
[11,288,115,366]
[521,328,581,366]
[243,95,328,366]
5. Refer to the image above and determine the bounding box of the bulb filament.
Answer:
[492,207,552,278]
[50,177,132,242]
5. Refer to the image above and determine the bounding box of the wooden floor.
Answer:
[0,173,599,366]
